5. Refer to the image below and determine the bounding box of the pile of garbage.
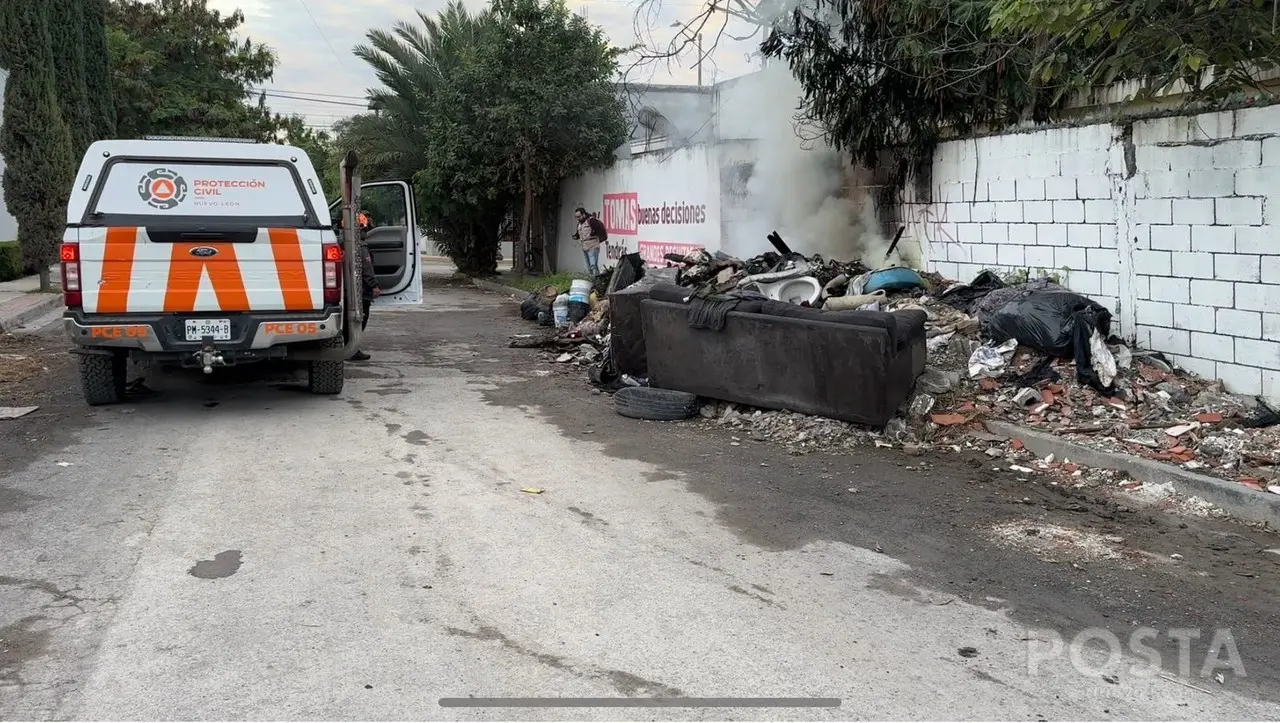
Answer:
[510,269,617,367]
[501,232,1280,496]
[656,228,916,308]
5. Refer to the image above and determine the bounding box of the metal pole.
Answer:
[697,34,703,86]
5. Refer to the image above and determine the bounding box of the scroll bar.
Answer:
[438,698,842,708]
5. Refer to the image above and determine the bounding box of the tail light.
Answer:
[323,243,343,305]
[61,242,82,308]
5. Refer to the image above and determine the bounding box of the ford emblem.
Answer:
[190,246,219,258]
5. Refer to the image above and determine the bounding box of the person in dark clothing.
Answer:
[350,212,379,362]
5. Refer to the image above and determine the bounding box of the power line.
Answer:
[253,87,367,101]
[272,111,354,118]
[295,0,355,73]
[260,91,369,108]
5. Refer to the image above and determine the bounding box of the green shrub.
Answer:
[499,271,590,294]
[0,241,23,282]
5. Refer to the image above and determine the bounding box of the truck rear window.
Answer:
[90,160,309,218]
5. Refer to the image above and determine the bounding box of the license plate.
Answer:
[185,318,232,341]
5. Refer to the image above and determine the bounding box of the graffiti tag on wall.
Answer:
[905,203,954,263]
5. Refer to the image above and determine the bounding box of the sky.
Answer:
[205,0,767,131]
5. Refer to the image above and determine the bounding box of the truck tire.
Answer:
[79,352,127,406]
[613,386,700,421]
[307,336,345,395]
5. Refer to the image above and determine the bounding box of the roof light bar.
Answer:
[142,135,259,143]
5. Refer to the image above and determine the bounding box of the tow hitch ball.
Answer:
[196,339,225,374]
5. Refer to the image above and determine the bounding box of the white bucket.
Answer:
[569,279,591,304]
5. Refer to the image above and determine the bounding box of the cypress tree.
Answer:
[0,12,10,70]
[0,1,78,290]
[49,0,94,154]
[82,0,116,139]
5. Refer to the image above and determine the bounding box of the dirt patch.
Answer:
[0,334,59,393]
[0,329,87,479]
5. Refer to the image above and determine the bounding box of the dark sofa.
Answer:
[639,283,928,426]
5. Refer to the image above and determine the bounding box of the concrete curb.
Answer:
[0,293,62,334]
[472,279,530,300]
[985,420,1280,528]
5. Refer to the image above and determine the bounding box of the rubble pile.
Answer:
[866,273,1280,494]
[697,401,876,452]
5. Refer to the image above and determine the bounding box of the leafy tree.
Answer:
[763,0,1280,186]
[762,0,1064,185]
[0,1,78,290]
[481,0,628,274]
[50,0,95,155]
[274,115,338,198]
[353,0,627,276]
[84,0,117,139]
[989,0,1280,103]
[106,0,278,139]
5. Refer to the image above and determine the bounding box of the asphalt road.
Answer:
[2,274,1279,720]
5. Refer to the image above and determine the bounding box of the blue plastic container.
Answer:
[863,267,925,294]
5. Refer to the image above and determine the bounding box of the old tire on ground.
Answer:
[613,386,699,421]
[307,336,345,395]
[78,352,126,406]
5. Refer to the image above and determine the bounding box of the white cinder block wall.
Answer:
[903,104,1280,400]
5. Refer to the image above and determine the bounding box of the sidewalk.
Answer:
[0,268,61,333]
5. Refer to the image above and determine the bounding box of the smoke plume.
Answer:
[735,64,907,267]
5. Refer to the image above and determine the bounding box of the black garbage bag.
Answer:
[974,277,1067,321]
[984,291,1114,394]
[939,270,1005,313]
[519,293,542,321]
[1244,397,1280,428]
[588,344,624,391]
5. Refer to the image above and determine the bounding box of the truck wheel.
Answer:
[79,352,127,406]
[307,336,345,395]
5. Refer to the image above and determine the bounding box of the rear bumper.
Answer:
[64,308,343,354]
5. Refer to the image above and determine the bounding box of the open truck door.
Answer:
[329,180,423,306]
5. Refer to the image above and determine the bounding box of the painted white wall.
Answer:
[0,69,19,241]
[902,104,1280,400]
[713,73,773,141]
[557,145,720,272]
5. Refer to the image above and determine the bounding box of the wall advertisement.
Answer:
[598,191,708,267]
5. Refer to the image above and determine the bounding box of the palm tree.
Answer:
[345,2,506,275]
[349,2,495,181]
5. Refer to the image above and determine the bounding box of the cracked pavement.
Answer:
[1,273,1279,720]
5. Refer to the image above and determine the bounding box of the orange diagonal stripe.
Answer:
[268,228,313,310]
[98,227,138,314]
[163,244,251,312]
